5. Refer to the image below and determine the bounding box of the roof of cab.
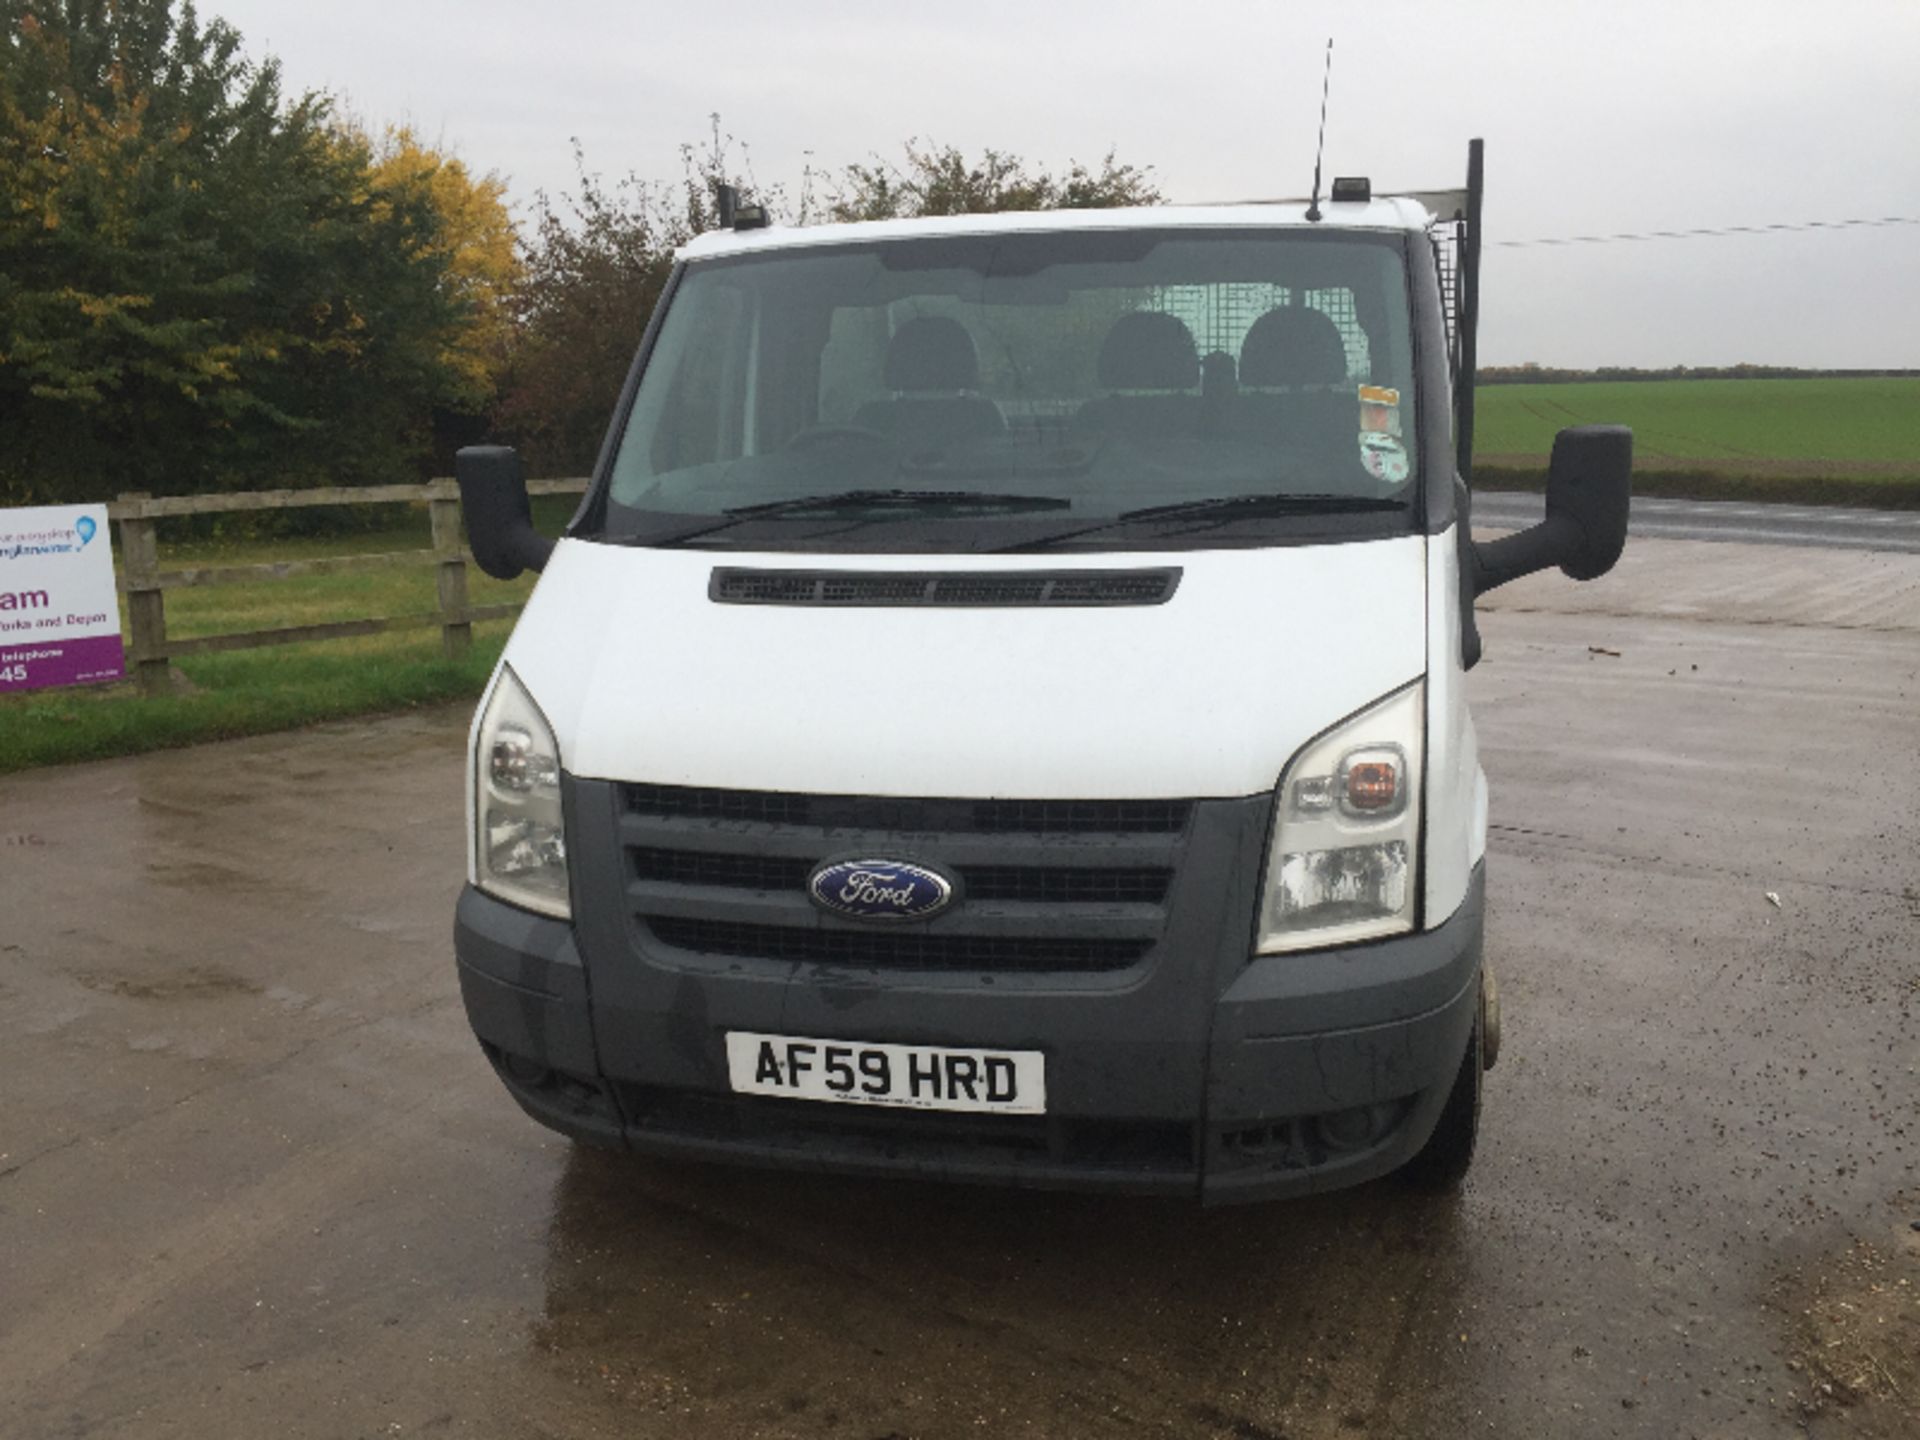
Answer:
[675,197,1440,262]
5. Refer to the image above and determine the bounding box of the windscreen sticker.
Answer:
[1360,431,1409,484]
[1358,384,1402,438]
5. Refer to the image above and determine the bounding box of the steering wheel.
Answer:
[785,424,889,451]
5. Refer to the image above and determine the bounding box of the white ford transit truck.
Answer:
[453,142,1631,1202]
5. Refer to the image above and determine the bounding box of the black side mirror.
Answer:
[455,445,554,581]
[1472,425,1631,596]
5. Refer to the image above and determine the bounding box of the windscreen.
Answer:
[603,229,1421,553]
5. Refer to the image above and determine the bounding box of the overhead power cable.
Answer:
[1490,215,1920,248]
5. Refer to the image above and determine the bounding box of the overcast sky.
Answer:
[216,0,1920,367]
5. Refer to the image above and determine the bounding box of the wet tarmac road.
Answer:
[3,537,1917,1439]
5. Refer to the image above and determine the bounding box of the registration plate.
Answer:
[725,1031,1046,1115]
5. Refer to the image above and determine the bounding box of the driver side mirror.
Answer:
[455,445,554,581]
[1471,425,1631,596]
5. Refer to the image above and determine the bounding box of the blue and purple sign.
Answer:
[0,504,125,693]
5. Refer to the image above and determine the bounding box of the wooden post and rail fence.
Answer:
[110,478,589,698]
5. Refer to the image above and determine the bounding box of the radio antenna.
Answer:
[1305,38,1333,223]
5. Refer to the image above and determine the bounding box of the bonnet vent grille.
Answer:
[710,567,1181,607]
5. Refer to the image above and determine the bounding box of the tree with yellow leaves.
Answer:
[361,124,519,414]
[0,0,486,502]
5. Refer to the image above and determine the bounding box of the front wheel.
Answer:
[1399,1004,1482,1191]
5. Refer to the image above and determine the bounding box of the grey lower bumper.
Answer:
[455,866,1483,1204]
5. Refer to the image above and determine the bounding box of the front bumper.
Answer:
[454,863,1482,1205]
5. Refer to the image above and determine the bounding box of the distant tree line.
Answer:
[1480,363,1920,385]
[0,1,1160,504]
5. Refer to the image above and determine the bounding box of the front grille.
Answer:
[619,784,1192,977]
[624,784,1192,835]
[629,847,1171,905]
[709,567,1181,608]
[646,917,1151,972]
[626,783,815,826]
[961,865,1170,904]
[631,848,808,890]
[969,799,1192,834]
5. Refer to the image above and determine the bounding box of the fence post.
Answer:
[117,492,170,698]
[429,492,471,661]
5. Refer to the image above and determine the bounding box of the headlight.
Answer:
[1255,681,1422,954]
[472,664,570,918]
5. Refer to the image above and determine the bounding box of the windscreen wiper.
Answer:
[995,492,1408,552]
[628,488,1071,548]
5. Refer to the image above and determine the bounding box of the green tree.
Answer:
[827,142,1161,221]
[491,151,685,478]
[362,123,519,412]
[0,0,467,502]
[492,122,766,475]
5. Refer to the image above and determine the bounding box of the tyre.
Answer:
[1399,1006,1481,1191]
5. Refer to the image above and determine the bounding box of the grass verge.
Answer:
[0,625,511,775]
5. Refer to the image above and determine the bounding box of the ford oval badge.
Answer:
[808,858,954,922]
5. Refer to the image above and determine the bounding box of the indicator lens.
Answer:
[1345,760,1398,811]
[1337,744,1409,820]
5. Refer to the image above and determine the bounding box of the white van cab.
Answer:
[453,145,1631,1201]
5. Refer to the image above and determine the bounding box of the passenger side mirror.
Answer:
[455,445,554,581]
[1471,425,1631,596]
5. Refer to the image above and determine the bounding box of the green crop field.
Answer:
[1475,376,1920,469]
